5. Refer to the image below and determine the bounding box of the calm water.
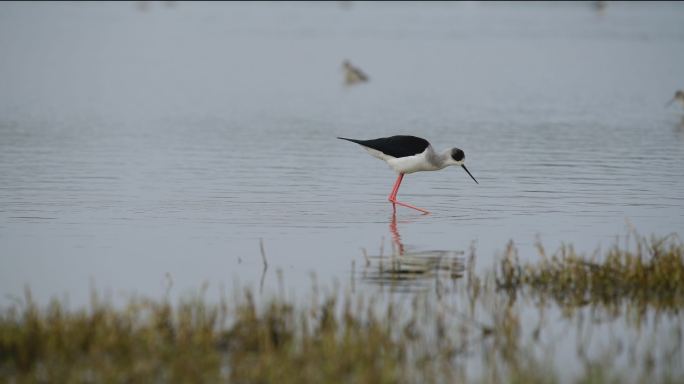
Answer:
[1,2,684,306]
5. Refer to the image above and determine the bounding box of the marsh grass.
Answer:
[497,233,684,312]
[0,289,437,383]
[1,233,683,383]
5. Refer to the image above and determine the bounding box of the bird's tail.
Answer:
[337,137,363,145]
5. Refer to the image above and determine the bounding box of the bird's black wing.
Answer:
[338,135,430,158]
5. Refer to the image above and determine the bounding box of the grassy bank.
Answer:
[1,234,683,383]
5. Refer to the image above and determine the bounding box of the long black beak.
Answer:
[666,98,675,107]
[461,164,478,184]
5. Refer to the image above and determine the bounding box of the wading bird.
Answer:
[666,90,684,108]
[338,135,478,214]
[342,60,369,85]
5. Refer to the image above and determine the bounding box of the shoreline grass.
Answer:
[497,233,684,312]
[1,233,683,383]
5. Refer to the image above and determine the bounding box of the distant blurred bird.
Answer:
[338,135,478,214]
[594,1,606,13]
[342,60,369,85]
[337,1,353,10]
[666,90,684,108]
[136,1,176,11]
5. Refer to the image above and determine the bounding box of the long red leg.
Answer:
[388,173,404,202]
[394,200,430,214]
[387,173,430,214]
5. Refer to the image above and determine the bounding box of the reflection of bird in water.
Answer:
[360,212,465,290]
[338,135,478,214]
[666,90,684,109]
[342,60,369,85]
[389,210,405,255]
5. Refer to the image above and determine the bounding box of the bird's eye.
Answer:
[451,149,465,162]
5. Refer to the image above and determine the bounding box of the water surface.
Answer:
[1,1,684,306]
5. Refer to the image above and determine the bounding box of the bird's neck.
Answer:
[427,149,452,170]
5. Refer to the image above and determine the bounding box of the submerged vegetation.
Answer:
[1,234,683,383]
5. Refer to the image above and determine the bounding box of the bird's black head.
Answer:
[451,148,465,162]
[449,147,478,184]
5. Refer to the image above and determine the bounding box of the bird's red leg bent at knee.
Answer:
[388,173,404,202]
[386,173,430,214]
[393,200,430,214]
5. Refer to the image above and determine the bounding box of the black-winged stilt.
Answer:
[342,60,369,85]
[666,90,684,108]
[338,135,478,214]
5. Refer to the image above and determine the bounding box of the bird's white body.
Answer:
[363,145,455,174]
